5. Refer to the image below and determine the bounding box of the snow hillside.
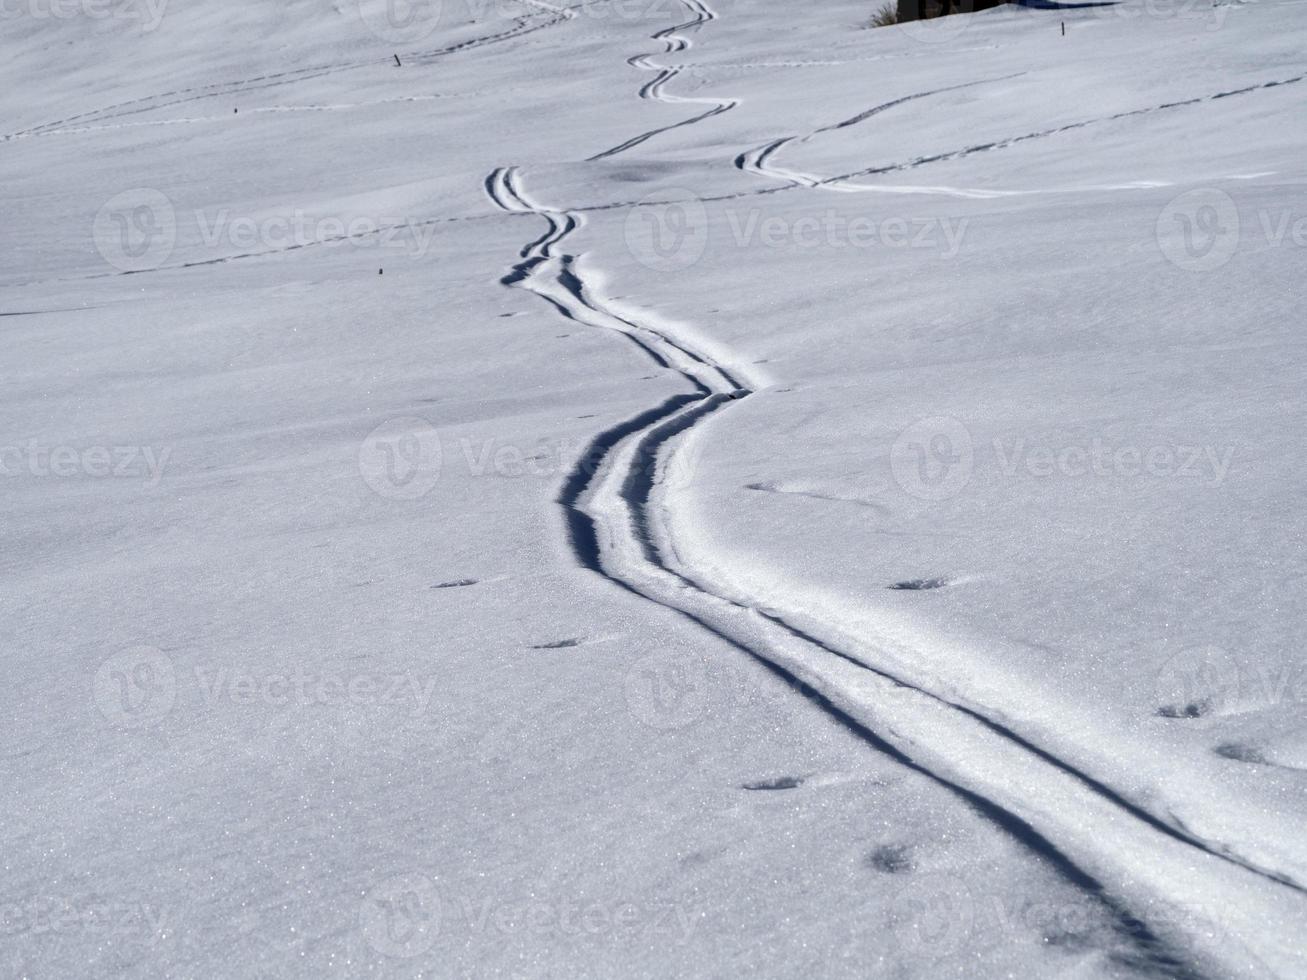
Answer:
[2,0,1306,976]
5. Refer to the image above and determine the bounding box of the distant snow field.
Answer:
[3,0,1305,976]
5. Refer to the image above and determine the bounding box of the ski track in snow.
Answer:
[1,93,495,142]
[17,0,1299,967]
[8,212,514,290]
[734,73,1026,189]
[585,0,738,162]
[0,1,575,143]
[483,2,1307,975]
[485,163,1220,978]
[735,69,1307,196]
[825,70,1307,188]
[719,47,1307,906]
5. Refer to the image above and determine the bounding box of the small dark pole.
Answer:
[1061,20,1065,35]
[394,53,402,67]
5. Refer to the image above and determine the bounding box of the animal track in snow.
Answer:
[1156,699,1213,719]
[742,775,805,791]
[866,844,915,874]
[1215,743,1270,765]
[887,578,951,591]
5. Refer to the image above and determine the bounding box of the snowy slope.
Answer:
[2,0,1306,977]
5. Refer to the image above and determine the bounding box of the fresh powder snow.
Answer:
[2,0,1305,976]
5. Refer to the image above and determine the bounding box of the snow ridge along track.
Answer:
[484,7,1307,977]
[586,0,737,161]
[482,156,1307,980]
[724,51,1307,916]
[485,166,741,393]
[484,164,1290,978]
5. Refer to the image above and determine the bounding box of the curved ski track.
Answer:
[586,0,737,161]
[725,59,1307,906]
[484,1,1307,975]
[485,162,1258,977]
[1,1,575,143]
[735,70,1307,193]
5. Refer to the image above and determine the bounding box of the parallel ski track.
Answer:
[723,63,1307,902]
[734,71,1307,193]
[585,0,737,161]
[485,162,1231,978]
[483,3,1307,976]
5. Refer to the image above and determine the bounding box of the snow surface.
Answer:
[2,0,1306,976]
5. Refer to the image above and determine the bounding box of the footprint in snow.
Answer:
[887,578,951,591]
[432,579,479,589]
[1214,742,1270,764]
[866,844,914,874]
[1156,698,1212,719]
[742,775,804,791]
